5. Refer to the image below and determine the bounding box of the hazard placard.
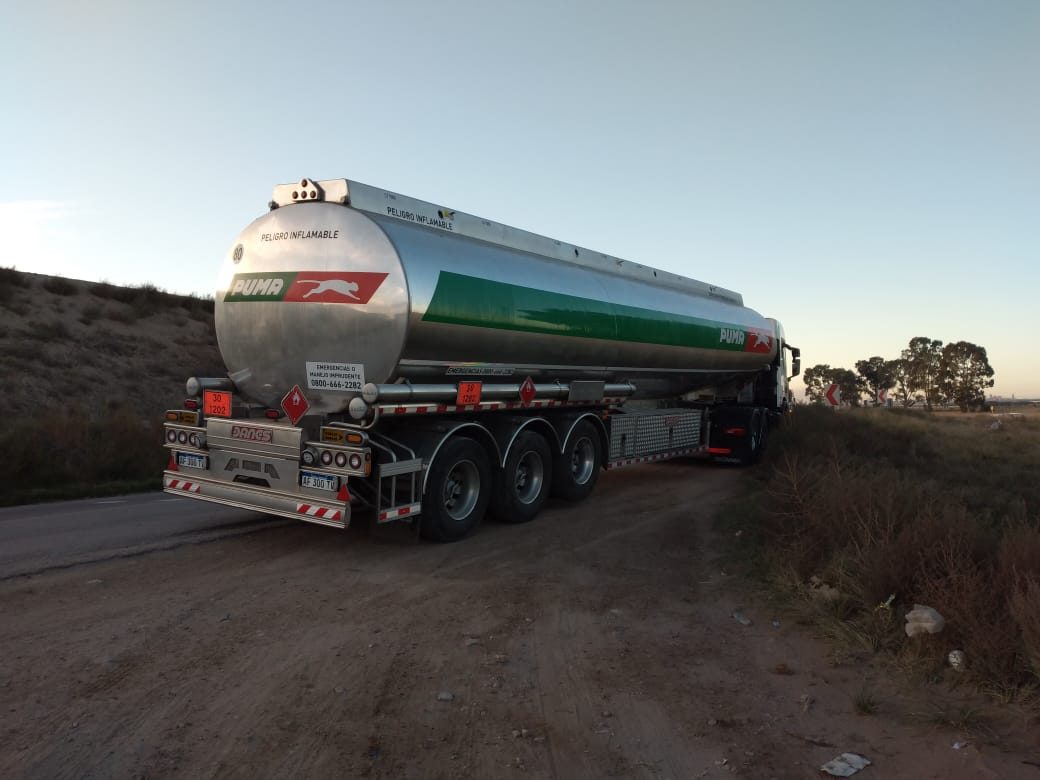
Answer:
[519,376,536,407]
[281,384,311,425]
[456,381,482,406]
[203,389,232,417]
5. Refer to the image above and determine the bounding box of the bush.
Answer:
[0,266,32,305]
[105,306,138,325]
[0,405,165,504]
[743,407,1040,701]
[27,319,71,340]
[41,277,79,296]
[80,302,103,325]
[90,281,117,299]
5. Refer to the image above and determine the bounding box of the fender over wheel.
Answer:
[421,437,492,542]
[490,430,552,524]
[551,420,602,502]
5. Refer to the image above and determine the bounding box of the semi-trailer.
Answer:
[163,177,800,541]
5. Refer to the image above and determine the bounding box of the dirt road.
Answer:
[1,463,1035,778]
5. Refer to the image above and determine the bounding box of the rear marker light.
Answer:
[348,453,362,470]
[724,427,747,437]
[334,452,347,468]
[264,409,281,420]
[184,399,200,410]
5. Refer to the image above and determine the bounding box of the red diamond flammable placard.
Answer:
[519,376,536,407]
[281,384,311,425]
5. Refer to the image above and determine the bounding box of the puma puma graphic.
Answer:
[299,279,360,300]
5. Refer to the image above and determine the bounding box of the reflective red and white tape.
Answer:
[296,504,343,522]
[383,397,626,416]
[605,447,706,470]
[377,502,422,523]
[166,478,201,493]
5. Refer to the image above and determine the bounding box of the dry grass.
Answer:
[0,268,223,504]
[0,405,166,505]
[727,406,1040,705]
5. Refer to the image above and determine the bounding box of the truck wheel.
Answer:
[491,430,553,524]
[744,408,767,465]
[551,420,602,501]
[421,437,491,542]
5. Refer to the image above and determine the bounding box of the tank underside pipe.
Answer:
[360,381,636,405]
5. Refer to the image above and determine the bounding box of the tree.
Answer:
[889,358,913,405]
[802,364,863,406]
[831,368,864,407]
[901,337,944,409]
[855,356,898,403]
[802,364,833,404]
[939,341,995,411]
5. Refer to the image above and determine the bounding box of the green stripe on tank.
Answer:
[422,271,749,351]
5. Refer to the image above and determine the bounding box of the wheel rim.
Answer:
[514,450,545,505]
[569,436,595,485]
[442,459,480,520]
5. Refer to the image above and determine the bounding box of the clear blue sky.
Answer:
[3,1,1038,398]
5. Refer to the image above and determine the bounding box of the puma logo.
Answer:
[299,279,360,300]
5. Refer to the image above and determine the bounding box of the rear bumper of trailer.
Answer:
[163,471,350,529]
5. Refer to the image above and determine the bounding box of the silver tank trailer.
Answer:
[215,181,778,414]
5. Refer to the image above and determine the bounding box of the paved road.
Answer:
[0,492,287,579]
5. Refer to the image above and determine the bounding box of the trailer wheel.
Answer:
[491,430,553,524]
[421,437,491,542]
[754,409,769,457]
[743,408,768,465]
[551,420,602,501]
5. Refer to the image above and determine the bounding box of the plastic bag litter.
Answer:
[904,604,945,637]
[821,752,871,777]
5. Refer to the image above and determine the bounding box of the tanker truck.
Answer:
[163,177,800,541]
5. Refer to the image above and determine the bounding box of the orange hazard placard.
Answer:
[203,389,232,417]
[456,381,482,406]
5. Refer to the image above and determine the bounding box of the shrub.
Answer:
[105,306,138,325]
[80,302,103,325]
[0,266,31,287]
[27,319,71,340]
[41,277,79,296]
[0,405,165,504]
[90,281,117,299]
[747,406,1040,701]
[179,293,215,316]
[0,266,32,304]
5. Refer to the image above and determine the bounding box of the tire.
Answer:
[551,420,602,502]
[709,406,767,465]
[490,430,553,524]
[745,408,767,465]
[421,437,491,542]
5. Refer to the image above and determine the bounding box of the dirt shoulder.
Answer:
[1,464,1037,778]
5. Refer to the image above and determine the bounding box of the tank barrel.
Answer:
[186,376,235,397]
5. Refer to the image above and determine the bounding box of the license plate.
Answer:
[300,470,339,492]
[177,453,208,470]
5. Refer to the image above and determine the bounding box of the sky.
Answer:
[2,1,1038,398]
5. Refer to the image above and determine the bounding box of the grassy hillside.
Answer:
[0,267,223,504]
